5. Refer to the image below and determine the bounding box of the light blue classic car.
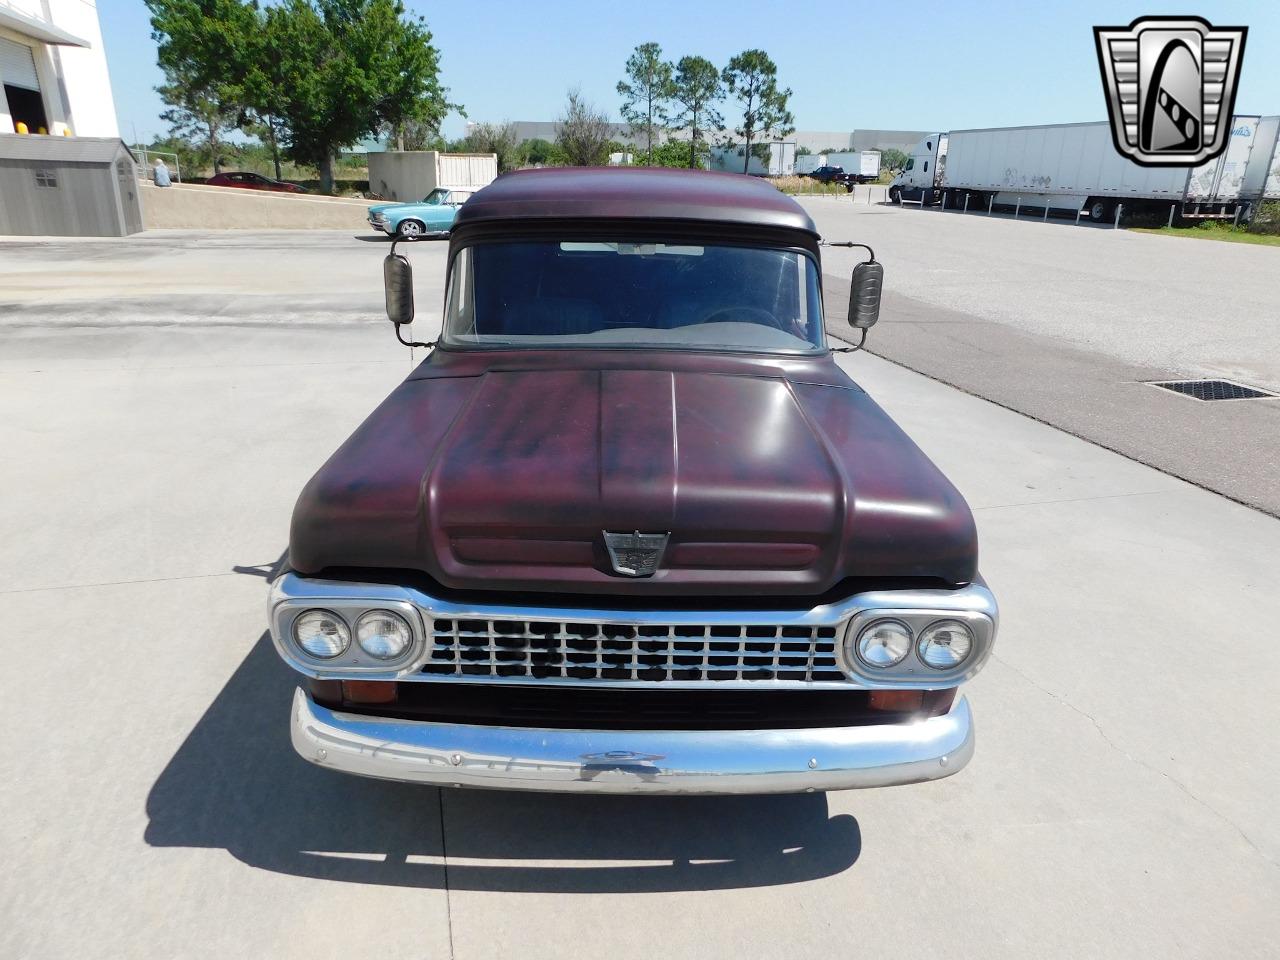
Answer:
[366,187,476,238]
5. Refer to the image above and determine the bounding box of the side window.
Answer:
[924,160,930,173]
[446,247,475,335]
[34,168,58,188]
[905,159,914,171]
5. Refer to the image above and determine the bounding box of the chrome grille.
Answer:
[422,618,845,684]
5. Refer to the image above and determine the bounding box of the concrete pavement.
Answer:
[808,192,1280,391]
[2,316,1278,958]
[1,230,1278,958]
[809,196,1280,516]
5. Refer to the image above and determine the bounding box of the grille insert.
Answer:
[423,618,845,684]
[1146,379,1278,401]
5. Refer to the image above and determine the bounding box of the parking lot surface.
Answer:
[2,231,1278,958]
[809,195,1280,516]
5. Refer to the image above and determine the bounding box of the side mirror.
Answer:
[384,253,414,325]
[849,260,883,329]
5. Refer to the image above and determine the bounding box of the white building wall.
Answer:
[0,0,118,137]
[367,151,497,202]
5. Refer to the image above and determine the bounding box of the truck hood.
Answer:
[289,353,977,596]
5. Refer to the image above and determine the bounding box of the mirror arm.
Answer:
[830,328,868,354]
[394,322,434,349]
[820,240,876,262]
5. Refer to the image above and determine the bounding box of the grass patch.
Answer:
[773,175,850,196]
[1131,221,1280,247]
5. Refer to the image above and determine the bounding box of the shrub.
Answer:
[771,175,846,196]
[636,139,711,168]
[1247,200,1280,236]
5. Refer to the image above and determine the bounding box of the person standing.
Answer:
[152,158,172,187]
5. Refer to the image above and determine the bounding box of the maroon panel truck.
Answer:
[269,167,998,794]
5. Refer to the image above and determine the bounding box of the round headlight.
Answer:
[293,609,350,659]
[356,610,413,660]
[855,619,912,668]
[917,619,975,670]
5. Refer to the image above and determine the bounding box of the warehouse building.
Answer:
[1,0,119,138]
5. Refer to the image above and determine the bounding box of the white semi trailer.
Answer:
[709,142,797,177]
[889,118,1280,222]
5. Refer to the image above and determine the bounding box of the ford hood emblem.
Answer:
[603,530,669,577]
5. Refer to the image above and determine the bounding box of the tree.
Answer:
[669,55,722,169]
[145,0,259,173]
[721,50,793,175]
[879,147,909,172]
[241,115,286,180]
[462,121,520,171]
[381,118,446,152]
[518,137,562,166]
[556,89,612,166]
[796,145,812,156]
[616,42,673,165]
[267,0,453,193]
[647,138,709,169]
[156,76,240,173]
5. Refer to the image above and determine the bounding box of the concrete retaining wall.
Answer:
[140,181,377,230]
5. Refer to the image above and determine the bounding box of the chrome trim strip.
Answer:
[269,572,999,689]
[290,688,975,794]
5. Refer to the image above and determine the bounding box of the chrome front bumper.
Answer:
[290,688,975,794]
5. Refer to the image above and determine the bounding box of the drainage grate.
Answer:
[1146,379,1280,402]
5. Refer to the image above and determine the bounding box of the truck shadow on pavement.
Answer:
[144,635,862,892]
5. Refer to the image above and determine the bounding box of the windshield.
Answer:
[421,188,449,204]
[442,240,825,353]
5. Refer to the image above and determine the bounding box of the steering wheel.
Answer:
[702,305,787,331]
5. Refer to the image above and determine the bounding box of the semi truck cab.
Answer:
[889,135,945,204]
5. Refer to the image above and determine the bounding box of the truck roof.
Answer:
[452,166,818,236]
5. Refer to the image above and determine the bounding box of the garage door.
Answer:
[0,36,40,91]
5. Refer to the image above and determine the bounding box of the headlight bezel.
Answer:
[273,597,425,676]
[837,608,994,686]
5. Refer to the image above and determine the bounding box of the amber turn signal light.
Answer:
[341,680,399,705]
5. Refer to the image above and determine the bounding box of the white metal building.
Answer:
[367,151,498,202]
[1,0,118,138]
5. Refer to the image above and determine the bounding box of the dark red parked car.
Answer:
[271,167,998,794]
[205,171,306,193]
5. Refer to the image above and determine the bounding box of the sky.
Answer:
[99,0,1280,145]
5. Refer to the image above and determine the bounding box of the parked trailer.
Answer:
[709,142,797,177]
[794,154,825,175]
[825,151,881,182]
[889,119,1278,221]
